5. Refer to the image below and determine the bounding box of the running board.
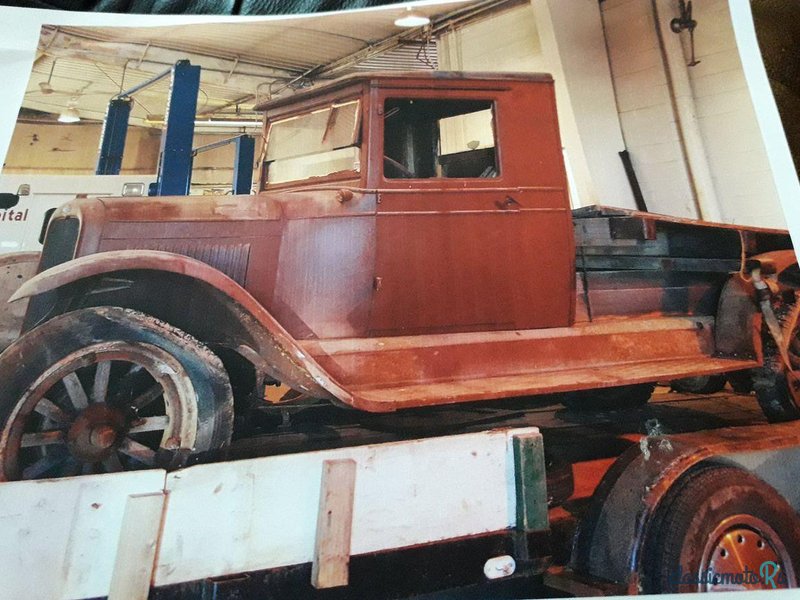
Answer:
[349,356,757,410]
[300,316,758,412]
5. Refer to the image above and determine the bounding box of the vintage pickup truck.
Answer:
[0,72,797,480]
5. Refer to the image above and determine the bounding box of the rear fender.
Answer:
[571,423,800,592]
[10,250,352,405]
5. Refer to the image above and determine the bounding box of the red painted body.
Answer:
[17,72,795,412]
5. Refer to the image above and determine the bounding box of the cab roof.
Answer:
[253,70,554,112]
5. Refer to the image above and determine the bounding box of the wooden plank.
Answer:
[512,432,548,532]
[311,458,357,589]
[108,492,167,600]
[580,255,741,272]
[156,429,527,586]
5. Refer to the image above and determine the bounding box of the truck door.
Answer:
[368,85,575,337]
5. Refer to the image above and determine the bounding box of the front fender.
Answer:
[9,250,354,406]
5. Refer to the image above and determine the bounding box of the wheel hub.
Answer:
[702,518,792,591]
[67,404,126,463]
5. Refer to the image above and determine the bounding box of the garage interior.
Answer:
[3,0,795,228]
[1,1,800,598]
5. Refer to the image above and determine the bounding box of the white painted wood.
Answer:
[154,427,536,586]
[311,459,356,589]
[0,471,166,600]
[108,492,167,600]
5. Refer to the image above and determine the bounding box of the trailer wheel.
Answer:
[0,307,234,481]
[670,375,727,395]
[561,383,654,411]
[642,466,800,593]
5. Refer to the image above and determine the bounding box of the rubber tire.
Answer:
[0,306,234,480]
[561,383,655,411]
[642,466,800,593]
[670,375,727,395]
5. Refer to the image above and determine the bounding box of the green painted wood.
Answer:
[513,432,549,532]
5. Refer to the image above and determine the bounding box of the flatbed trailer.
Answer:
[2,389,799,598]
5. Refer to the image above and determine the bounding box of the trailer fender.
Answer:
[8,250,353,406]
[571,423,800,593]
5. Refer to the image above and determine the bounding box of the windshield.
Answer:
[265,99,361,184]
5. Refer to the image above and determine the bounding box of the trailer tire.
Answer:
[0,306,234,481]
[642,466,800,593]
[561,383,654,411]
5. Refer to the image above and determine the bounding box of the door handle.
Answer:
[496,196,521,210]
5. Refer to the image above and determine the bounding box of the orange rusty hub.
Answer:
[67,404,126,463]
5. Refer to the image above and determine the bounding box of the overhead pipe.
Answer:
[651,0,723,222]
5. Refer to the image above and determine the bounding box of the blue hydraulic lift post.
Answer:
[233,135,256,195]
[95,97,132,175]
[156,60,201,196]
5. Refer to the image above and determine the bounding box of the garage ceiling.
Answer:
[20,0,521,129]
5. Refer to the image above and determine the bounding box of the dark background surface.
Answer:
[1,0,405,13]
[752,0,800,174]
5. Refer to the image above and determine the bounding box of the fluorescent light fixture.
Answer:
[394,7,430,28]
[194,120,261,128]
[58,106,80,123]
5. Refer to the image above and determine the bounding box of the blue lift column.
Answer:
[233,135,255,195]
[156,60,201,196]
[95,98,132,175]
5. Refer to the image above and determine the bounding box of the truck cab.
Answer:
[257,72,574,338]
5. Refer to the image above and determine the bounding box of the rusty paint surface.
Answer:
[12,72,797,413]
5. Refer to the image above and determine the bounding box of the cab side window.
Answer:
[383,99,498,179]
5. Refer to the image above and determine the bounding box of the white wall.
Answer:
[686,0,784,227]
[602,0,696,217]
[534,0,635,209]
[602,0,786,228]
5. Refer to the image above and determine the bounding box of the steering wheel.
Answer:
[383,155,414,178]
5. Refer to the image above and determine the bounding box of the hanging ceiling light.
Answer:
[58,99,80,123]
[39,60,56,95]
[394,6,430,28]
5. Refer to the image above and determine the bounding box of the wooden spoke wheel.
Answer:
[0,307,233,481]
